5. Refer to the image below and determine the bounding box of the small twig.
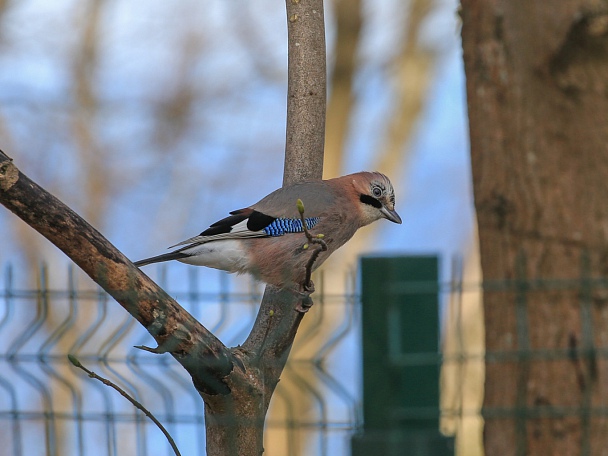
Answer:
[68,354,182,456]
[292,199,328,313]
[134,344,167,354]
[303,246,324,290]
[296,198,327,288]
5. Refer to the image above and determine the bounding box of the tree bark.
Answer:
[461,0,608,454]
[283,0,326,185]
[0,151,235,395]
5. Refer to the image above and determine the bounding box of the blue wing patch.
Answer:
[263,217,320,237]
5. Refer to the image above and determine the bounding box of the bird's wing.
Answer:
[169,207,321,249]
[169,208,266,247]
[252,180,336,218]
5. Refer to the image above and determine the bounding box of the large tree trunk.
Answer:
[461,1,608,454]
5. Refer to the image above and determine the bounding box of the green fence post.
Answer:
[352,255,454,456]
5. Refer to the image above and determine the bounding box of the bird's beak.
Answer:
[381,206,402,224]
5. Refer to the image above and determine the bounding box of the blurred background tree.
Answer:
[462,1,608,454]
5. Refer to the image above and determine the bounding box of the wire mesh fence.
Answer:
[10,255,608,456]
[0,264,366,456]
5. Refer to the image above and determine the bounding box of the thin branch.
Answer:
[296,198,328,289]
[288,198,328,314]
[68,355,182,456]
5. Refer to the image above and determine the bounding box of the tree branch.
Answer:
[297,197,328,289]
[282,0,326,185]
[68,354,182,456]
[0,150,234,396]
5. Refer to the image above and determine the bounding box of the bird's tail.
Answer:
[134,252,188,267]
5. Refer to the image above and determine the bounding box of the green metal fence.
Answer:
[352,255,454,456]
[7,254,604,455]
[0,264,363,456]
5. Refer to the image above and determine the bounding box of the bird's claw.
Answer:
[294,280,315,313]
[303,280,315,294]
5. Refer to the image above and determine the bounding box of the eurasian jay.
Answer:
[135,172,401,289]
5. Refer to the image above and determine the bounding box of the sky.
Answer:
[0,0,473,278]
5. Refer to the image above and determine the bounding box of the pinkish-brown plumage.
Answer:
[135,172,401,288]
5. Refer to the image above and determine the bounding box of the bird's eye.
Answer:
[372,186,383,198]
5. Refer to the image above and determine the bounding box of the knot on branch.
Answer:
[549,9,608,96]
[0,158,19,191]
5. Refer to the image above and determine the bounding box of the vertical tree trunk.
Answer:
[202,0,326,454]
[461,0,608,454]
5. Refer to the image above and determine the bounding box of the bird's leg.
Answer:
[294,199,328,313]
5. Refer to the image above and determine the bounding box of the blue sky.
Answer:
[0,0,473,284]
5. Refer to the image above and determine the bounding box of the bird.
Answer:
[135,171,401,289]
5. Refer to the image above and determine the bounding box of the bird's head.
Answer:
[351,172,402,226]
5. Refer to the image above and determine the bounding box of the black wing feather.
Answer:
[199,208,252,236]
[246,211,277,232]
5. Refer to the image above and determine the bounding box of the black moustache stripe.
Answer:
[360,194,382,208]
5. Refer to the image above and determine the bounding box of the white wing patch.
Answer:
[169,220,268,248]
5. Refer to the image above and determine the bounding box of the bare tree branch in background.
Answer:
[0,0,49,274]
[147,30,211,249]
[72,0,108,229]
[440,232,484,456]
[374,0,436,173]
[59,4,109,451]
[323,0,438,284]
[323,0,362,179]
